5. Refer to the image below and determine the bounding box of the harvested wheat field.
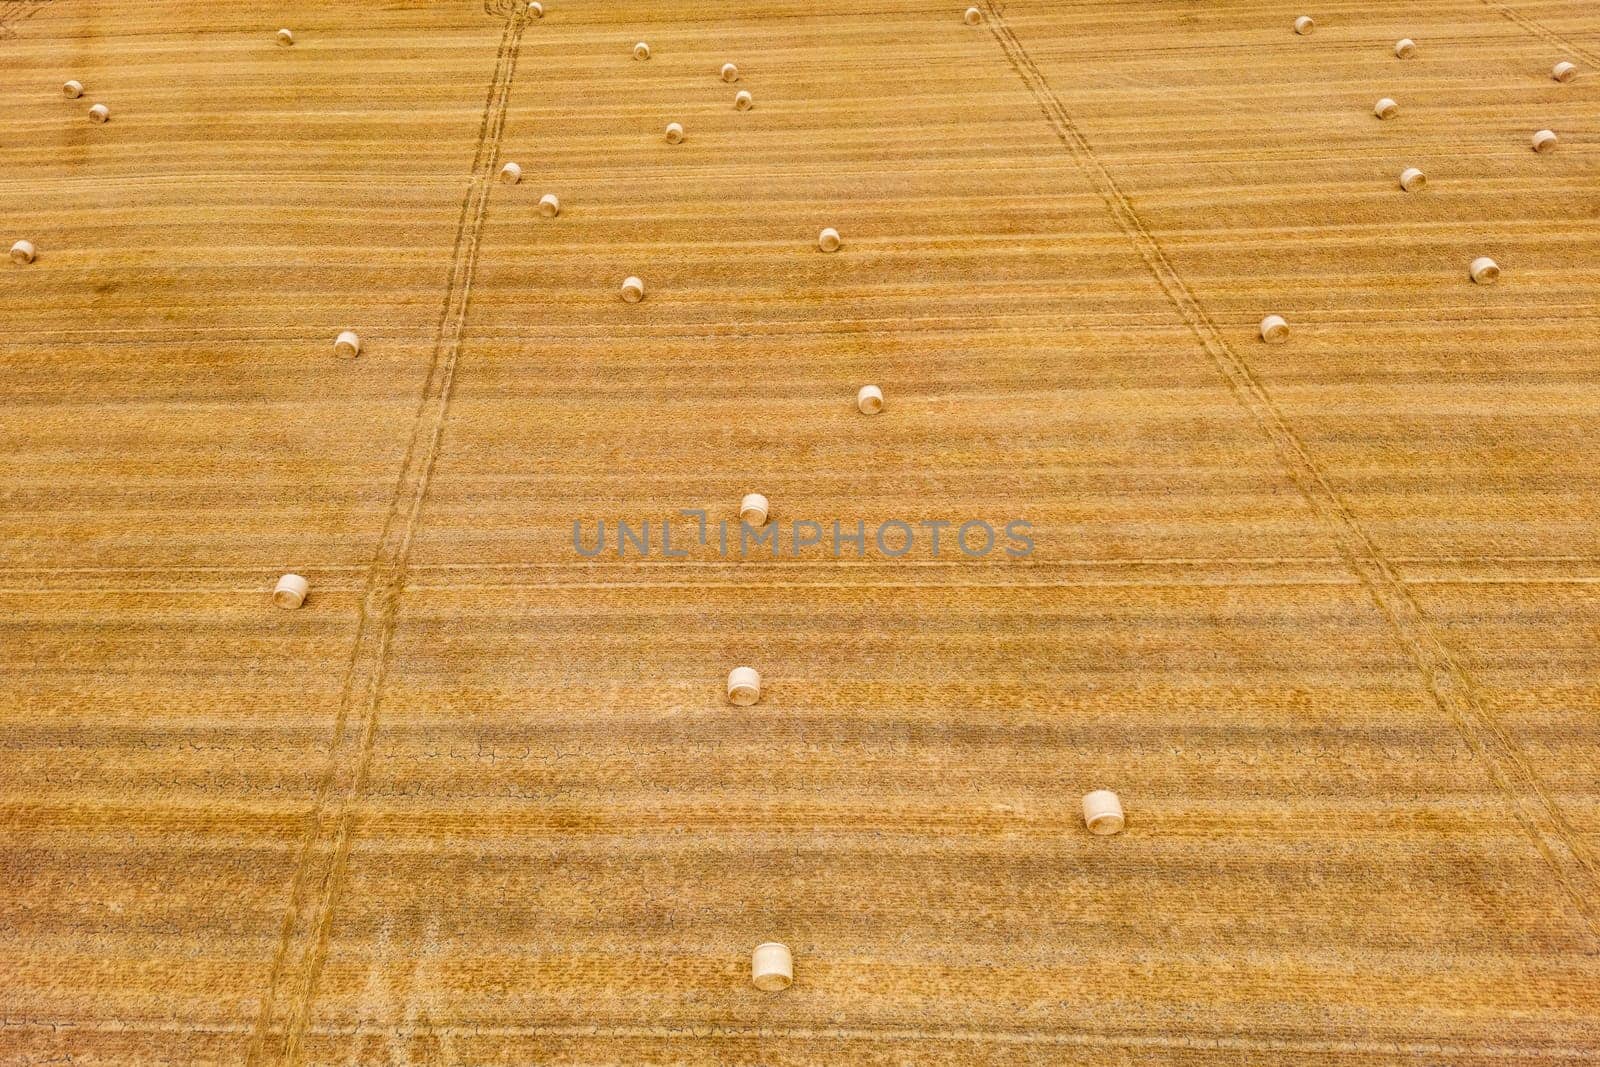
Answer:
[2,0,1599,1063]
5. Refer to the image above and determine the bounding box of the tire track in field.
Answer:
[244,6,532,1064]
[1479,0,1600,68]
[980,0,1600,942]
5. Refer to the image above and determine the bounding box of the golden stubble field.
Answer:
[1,0,1598,1063]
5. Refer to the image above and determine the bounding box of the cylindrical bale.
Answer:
[727,667,762,707]
[273,574,309,610]
[751,943,792,990]
[1082,790,1125,835]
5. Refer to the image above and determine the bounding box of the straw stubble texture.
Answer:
[1,1,1597,1064]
